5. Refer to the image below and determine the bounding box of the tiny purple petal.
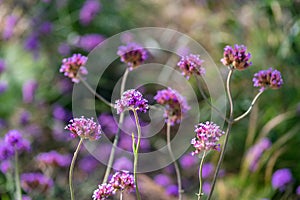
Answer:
[177,54,205,79]
[253,68,283,92]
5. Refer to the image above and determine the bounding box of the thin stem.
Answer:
[132,109,142,200]
[167,122,182,200]
[102,69,129,183]
[233,91,263,123]
[120,191,123,200]
[69,138,84,200]
[198,151,207,200]
[207,69,234,200]
[195,75,231,124]
[14,150,22,200]
[78,75,114,108]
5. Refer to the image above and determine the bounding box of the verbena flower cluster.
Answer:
[221,44,252,70]
[253,67,283,92]
[154,87,190,126]
[65,116,102,141]
[114,89,149,114]
[21,172,53,193]
[117,42,148,70]
[177,54,205,79]
[36,150,71,167]
[271,168,293,191]
[191,121,225,155]
[59,53,88,83]
[92,171,134,200]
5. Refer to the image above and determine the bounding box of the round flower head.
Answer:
[59,53,88,83]
[92,183,114,200]
[36,151,71,168]
[271,168,293,191]
[154,87,190,126]
[117,42,148,70]
[221,44,252,70]
[4,130,31,152]
[177,54,205,79]
[21,173,53,193]
[191,121,225,155]
[115,89,149,114]
[109,170,135,192]
[65,116,102,141]
[253,68,283,92]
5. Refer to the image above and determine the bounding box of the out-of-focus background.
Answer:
[0,0,299,199]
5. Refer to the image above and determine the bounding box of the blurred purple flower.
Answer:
[22,196,32,200]
[21,172,53,193]
[79,0,101,25]
[38,21,52,35]
[2,15,17,40]
[154,87,190,126]
[36,151,71,167]
[221,44,252,70]
[296,185,300,196]
[77,34,105,52]
[113,157,132,171]
[22,80,38,104]
[0,82,8,94]
[0,140,14,160]
[271,168,293,191]
[202,182,211,195]
[117,42,148,70]
[0,160,12,173]
[92,183,114,200]
[79,155,99,173]
[115,89,149,114]
[246,138,271,172]
[177,54,205,79]
[166,184,178,197]
[4,130,31,152]
[24,34,40,58]
[19,110,31,126]
[65,116,102,141]
[53,105,70,121]
[109,170,135,192]
[58,43,71,56]
[191,121,224,155]
[0,59,6,74]
[253,68,283,92]
[202,163,214,179]
[154,174,172,187]
[60,53,88,83]
[98,113,118,138]
[179,154,197,169]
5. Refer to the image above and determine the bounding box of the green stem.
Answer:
[14,150,22,200]
[207,69,234,200]
[102,69,129,184]
[166,122,182,200]
[197,151,207,200]
[132,109,142,200]
[69,138,84,200]
[120,191,123,200]
[233,91,263,123]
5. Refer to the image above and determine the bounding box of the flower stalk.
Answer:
[197,151,206,200]
[14,150,22,200]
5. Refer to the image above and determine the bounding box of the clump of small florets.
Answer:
[36,150,71,168]
[65,116,102,141]
[117,42,148,70]
[4,130,31,152]
[191,121,225,155]
[109,170,135,192]
[177,54,205,79]
[221,44,252,70]
[154,87,190,126]
[114,89,149,114]
[59,53,88,83]
[21,172,53,193]
[92,183,115,200]
[253,68,283,92]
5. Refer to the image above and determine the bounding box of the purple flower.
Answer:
[36,151,71,167]
[221,44,252,70]
[22,80,38,104]
[0,160,12,173]
[65,116,102,141]
[0,82,8,94]
[154,174,172,187]
[79,0,101,25]
[179,154,197,169]
[296,185,300,196]
[58,43,71,56]
[79,156,99,173]
[177,54,205,79]
[98,114,118,138]
[60,54,88,83]
[2,15,17,40]
[77,34,105,52]
[19,110,31,126]
[53,105,70,121]
[4,130,31,152]
[246,138,271,172]
[22,196,32,200]
[166,184,178,197]
[154,87,190,126]
[109,170,135,192]
[21,173,53,193]
[202,163,214,179]
[38,21,52,35]
[0,140,14,160]
[24,33,40,58]
[115,89,149,114]
[191,121,225,155]
[253,68,283,92]
[271,168,293,191]
[117,42,148,70]
[202,182,211,195]
[92,183,114,200]
[113,157,133,171]
[0,59,6,74]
